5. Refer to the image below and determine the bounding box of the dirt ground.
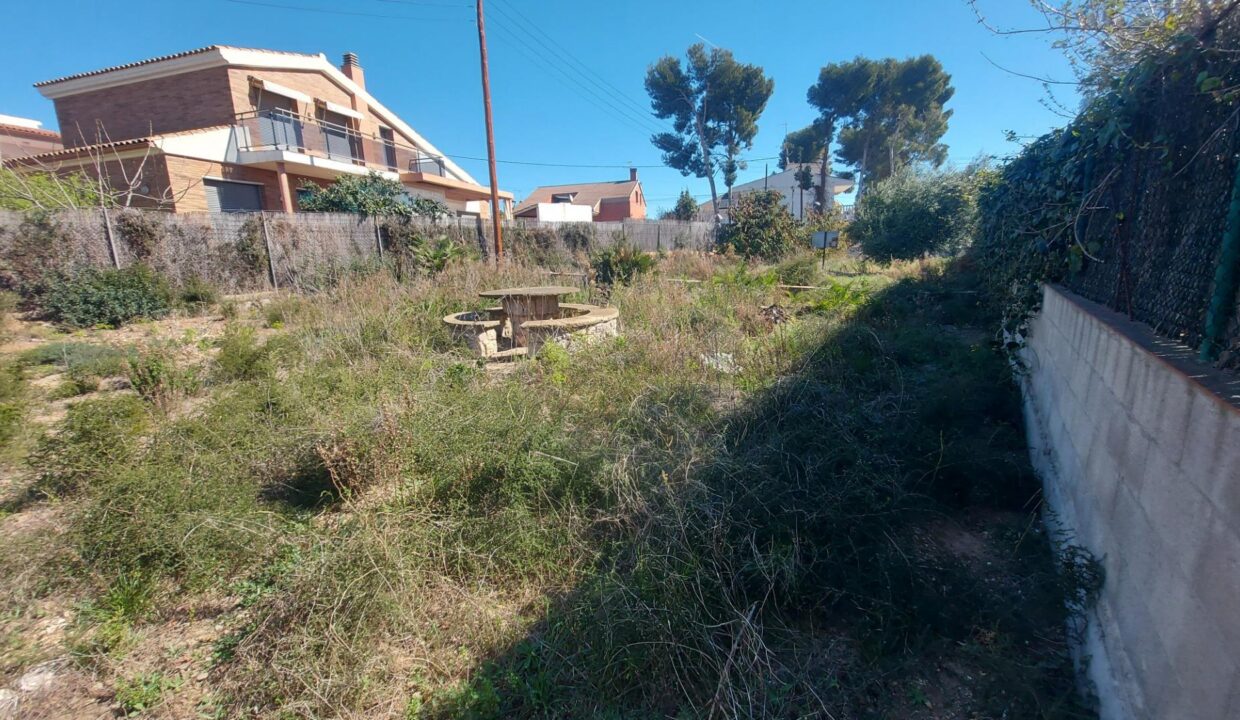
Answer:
[0,304,269,720]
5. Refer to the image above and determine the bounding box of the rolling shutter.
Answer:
[204,179,264,213]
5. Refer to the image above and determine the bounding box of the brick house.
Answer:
[514,169,646,222]
[0,114,62,160]
[7,46,512,216]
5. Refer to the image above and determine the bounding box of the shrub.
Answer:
[178,276,219,313]
[1,212,82,303]
[114,211,163,262]
[559,223,595,253]
[127,345,199,407]
[507,226,570,268]
[590,239,655,285]
[0,362,24,447]
[383,223,470,278]
[234,218,271,279]
[263,295,306,329]
[114,673,180,716]
[852,169,983,261]
[773,255,818,286]
[718,190,804,260]
[299,172,449,219]
[30,394,148,496]
[215,325,270,382]
[41,266,172,329]
[20,341,128,378]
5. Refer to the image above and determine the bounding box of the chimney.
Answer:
[341,52,364,89]
[629,167,638,182]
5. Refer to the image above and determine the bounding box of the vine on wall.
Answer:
[973,26,1240,361]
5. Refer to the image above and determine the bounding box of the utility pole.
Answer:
[476,0,503,260]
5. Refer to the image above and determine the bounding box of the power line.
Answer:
[489,0,674,135]
[484,23,669,140]
[485,24,667,138]
[366,0,472,7]
[219,0,471,20]
[444,153,782,170]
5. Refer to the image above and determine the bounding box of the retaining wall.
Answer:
[1020,285,1240,720]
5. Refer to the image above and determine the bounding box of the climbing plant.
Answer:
[973,23,1240,359]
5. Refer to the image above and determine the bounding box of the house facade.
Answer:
[10,46,512,216]
[0,114,62,160]
[514,169,646,222]
[697,166,855,221]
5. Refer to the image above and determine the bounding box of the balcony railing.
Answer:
[234,109,448,177]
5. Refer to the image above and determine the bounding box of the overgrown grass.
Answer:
[0,254,1098,719]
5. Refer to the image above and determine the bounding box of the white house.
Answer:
[698,165,855,221]
[520,202,594,223]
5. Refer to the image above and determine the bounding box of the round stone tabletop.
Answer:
[478,286,579,298]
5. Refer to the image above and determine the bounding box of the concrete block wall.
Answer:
[1021,285,1240,720]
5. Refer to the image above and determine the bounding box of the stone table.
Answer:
[478,286,578,347]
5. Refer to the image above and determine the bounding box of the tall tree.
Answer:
[824,56,954,197]
[646,44,775,214]
[804,58,881,207]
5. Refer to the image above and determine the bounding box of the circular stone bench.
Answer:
[523,303,620,356]
[443,307,507,358]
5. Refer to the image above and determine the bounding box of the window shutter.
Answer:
[205,180,264,213]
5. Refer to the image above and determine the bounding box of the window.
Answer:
[319,109,361,162]
[204,179,264,213]
[552,192,576,204]
[379,127,398,170]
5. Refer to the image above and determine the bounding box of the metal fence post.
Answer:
[372,216,384,260]
[1199,159,1240,362]
[100,206,121,269]
[259,212,279,291]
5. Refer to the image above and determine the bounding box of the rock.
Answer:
[701,352,740,375]
[0,689,18,719]
[17,661,59,692]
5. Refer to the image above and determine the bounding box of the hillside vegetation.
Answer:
[0,251,1096,719]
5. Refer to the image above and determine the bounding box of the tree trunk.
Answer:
[815,118,834,213]
[695,111,720,220]
[856,143,869,200]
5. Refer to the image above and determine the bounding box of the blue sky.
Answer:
[0,0,1078,213]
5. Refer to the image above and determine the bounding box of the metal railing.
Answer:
[233,109,448,177]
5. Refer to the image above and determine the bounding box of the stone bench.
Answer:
[443,307,507,358]
[523,303,620,356]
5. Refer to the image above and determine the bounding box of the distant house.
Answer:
[515,169,646,222]
[0,114,61,160]
[6,46,512,216]
[697,165,854,221]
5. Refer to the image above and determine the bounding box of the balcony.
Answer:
[233,109,448,178]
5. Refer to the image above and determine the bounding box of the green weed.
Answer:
[114,672,180,716]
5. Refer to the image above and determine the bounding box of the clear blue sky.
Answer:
[0,0,1078,213]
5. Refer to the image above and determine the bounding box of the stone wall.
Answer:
[1020,285,1240,720]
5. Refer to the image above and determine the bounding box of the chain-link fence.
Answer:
[0,209,717,293]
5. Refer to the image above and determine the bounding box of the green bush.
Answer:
[127,345,199,407]
[30,394,148,496]
[21,342,126,399]
[852,169,983,261]
[178,276,219,313]
[773,255,818,286]
[114,673,180,716]
[718,190,804,260]
[590,239,655,285]
[41,266,172,329]
[20,342,128,377]
[215,325,270,382]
